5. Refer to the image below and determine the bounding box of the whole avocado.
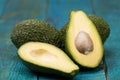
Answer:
[11,19,60,48]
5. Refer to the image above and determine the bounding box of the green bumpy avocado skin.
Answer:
[88,14,110,43]
[11,19,60,48]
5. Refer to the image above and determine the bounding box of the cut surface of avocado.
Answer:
[66,11,104,68]
[18,42,79,77]
[59,14,110,51]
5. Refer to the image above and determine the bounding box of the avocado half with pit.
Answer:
[18,42,79,77]
[59,14,110,51]
[66,11,104,68]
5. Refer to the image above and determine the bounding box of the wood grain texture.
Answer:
[0,24,37,80]
[0,0,7,16]
[93,0,120,80]
[0,0,44,25]
[0,0,114,80]
[0,0,41,80]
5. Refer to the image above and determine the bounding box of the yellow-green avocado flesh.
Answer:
[18,42,79,77]
[66,11,104,68]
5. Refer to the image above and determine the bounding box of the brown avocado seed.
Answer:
[75,31,93,54]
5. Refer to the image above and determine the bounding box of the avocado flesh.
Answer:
[18,42,79,77]
[59,14,110,50]
[59,14,110,51]
[66,11,104,68]
[11,19,60,48]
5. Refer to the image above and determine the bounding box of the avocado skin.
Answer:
[11,19,60,48]
[19,58,78,78]
[88,14,110,43]
[59,14,110,51]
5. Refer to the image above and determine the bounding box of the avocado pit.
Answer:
[75,31,93,54]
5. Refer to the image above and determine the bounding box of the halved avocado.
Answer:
[66,11,104,68]
[59,14,110,51]
[18,42,79,77]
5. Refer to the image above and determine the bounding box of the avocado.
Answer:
[11,19,60,48]
[18,42,79,77]
[59,14,110,51]
[64,11,104,68]
[59,14,110,48]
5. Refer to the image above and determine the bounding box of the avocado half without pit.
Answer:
[18,42,79,77]
[66,11,104,68]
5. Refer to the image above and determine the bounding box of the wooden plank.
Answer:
[37,0,106,80]
[0,0,43,80]
[0,0,106,80]
[93,0,120,80]
[0,0,44,25]
[0,23,38,80]
[0,0,7,16]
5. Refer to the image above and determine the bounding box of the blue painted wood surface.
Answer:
[93,0,120,80]
[0,0,119,80]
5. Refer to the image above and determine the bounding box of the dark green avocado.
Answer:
[11,19,60,48]
[88,14,110,43]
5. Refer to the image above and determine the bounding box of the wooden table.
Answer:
[0,0,119,80]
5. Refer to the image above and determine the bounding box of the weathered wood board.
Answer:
[0,0,119,80]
